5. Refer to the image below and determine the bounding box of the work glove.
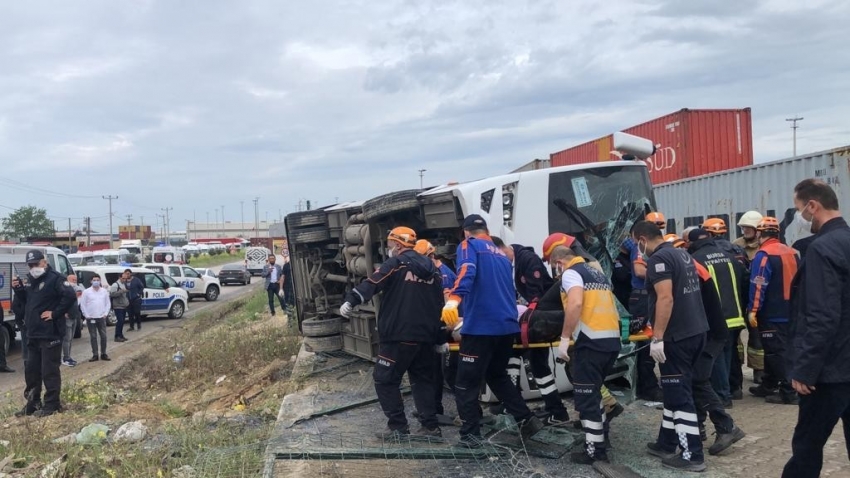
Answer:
[748,311,758,329]
[434,343,450,354]
[650,339,666,364]
[340,302,353,318]
[278,290,285,299]
[557,337,571,362]
[442,300,460,328]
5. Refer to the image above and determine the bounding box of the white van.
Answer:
[139,263,221,301]
[0,246,75,353]
[75,266,189,320]
[244,247,271,276]
[152,246,187,264]
[68,251,94,266]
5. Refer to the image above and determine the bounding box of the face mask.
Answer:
[795,210,813,233]
[553,262,564,277]
[387,246,398,258]
[29,267,45,279]
[638,239,649,260]
[92,280,101,288]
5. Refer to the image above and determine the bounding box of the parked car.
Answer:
[74,266,189,320]
[218,263,252,286]
[139,263,221,302]
[194,268,218,280]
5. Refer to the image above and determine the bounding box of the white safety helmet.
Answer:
[737,211,763,229]
[681,226,698,242]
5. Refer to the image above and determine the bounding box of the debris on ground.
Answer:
[113,420,148,443]
[75,424,110,445]
[38,454,66,478]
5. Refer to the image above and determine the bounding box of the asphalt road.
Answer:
[0,260,264,399]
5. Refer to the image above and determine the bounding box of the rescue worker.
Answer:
[688,249,747,455]
[541,233,625,424]
[632,221,708,472]
[748,217,800,405]
[340,227,445,438]
[687,228,748,406]
[783,179,850,477]
[493,237,570,427]
[548,245,621,464]
[733,211,764,261]
[443,215,543,448]
[623,224,664,402]
[413,239,454,419]
[611,242,633,309]
[11,250,76,417]
[733,211,766,386]
[646,211,668,233]
[702,218,748,266]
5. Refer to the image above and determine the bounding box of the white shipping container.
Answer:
[654,146,850,246]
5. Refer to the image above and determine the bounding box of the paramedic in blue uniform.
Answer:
[443,215,543,448]
[632,221,709,473]
[493,237,570,426]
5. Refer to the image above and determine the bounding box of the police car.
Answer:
[74,266,189,320]
[138,263,221,302]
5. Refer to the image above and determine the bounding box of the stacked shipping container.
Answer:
[550,108,754,184]
[654,145,850,245]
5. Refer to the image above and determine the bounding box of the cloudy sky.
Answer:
[1,0,848,235]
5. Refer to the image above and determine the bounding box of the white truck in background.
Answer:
[0,246,75,354]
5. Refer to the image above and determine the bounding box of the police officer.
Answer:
[687,228,748,405]
[11,250,76,417]
[748,217,800,405]
[548,245,621,464]
[341,228,445,438]
[632,221,708,472]
[494,237,570,427]
[443,215,543,448]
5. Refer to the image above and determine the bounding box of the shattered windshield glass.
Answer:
[548,165,655,277]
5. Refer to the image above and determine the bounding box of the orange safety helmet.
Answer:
[663,233,686,249]
[703,218,728,235]
[542,233,576,262]
[646,212,666,227]
[756,217,780,233]
[387,226,417,248]
[413,239,435,256]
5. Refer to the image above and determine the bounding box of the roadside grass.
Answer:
[0,289,302,477]
[187,252,243,269]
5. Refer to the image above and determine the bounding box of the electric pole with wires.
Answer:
[103,195,118,249]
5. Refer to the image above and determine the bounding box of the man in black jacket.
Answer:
[12,250,76,417]
[340,227,445,439]
[496,239,570,426]
[783,180,850,478]
[687,229,749,405]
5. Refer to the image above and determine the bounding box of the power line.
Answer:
[0,177,101,199]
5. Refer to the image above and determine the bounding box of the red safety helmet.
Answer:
[542,233,576,262]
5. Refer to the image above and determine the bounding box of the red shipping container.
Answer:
[550,108,753,185]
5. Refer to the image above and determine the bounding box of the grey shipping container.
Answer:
[511,158,550,173]
[654,145,850,246]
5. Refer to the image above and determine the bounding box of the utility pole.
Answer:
[418,169,427,190]
[221,205,225,234]
[240,200,245,238]
[140,216,144,227]
[253,197,259,240]
[103,195,118,249]
[68,218,72,252]
[214,208,219,238]
[206,211,210,239]
[161,207,173,246]
[85,217,91,246]
[193,210,196,241]
[786,116,804,157]
[125,214,132,226]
